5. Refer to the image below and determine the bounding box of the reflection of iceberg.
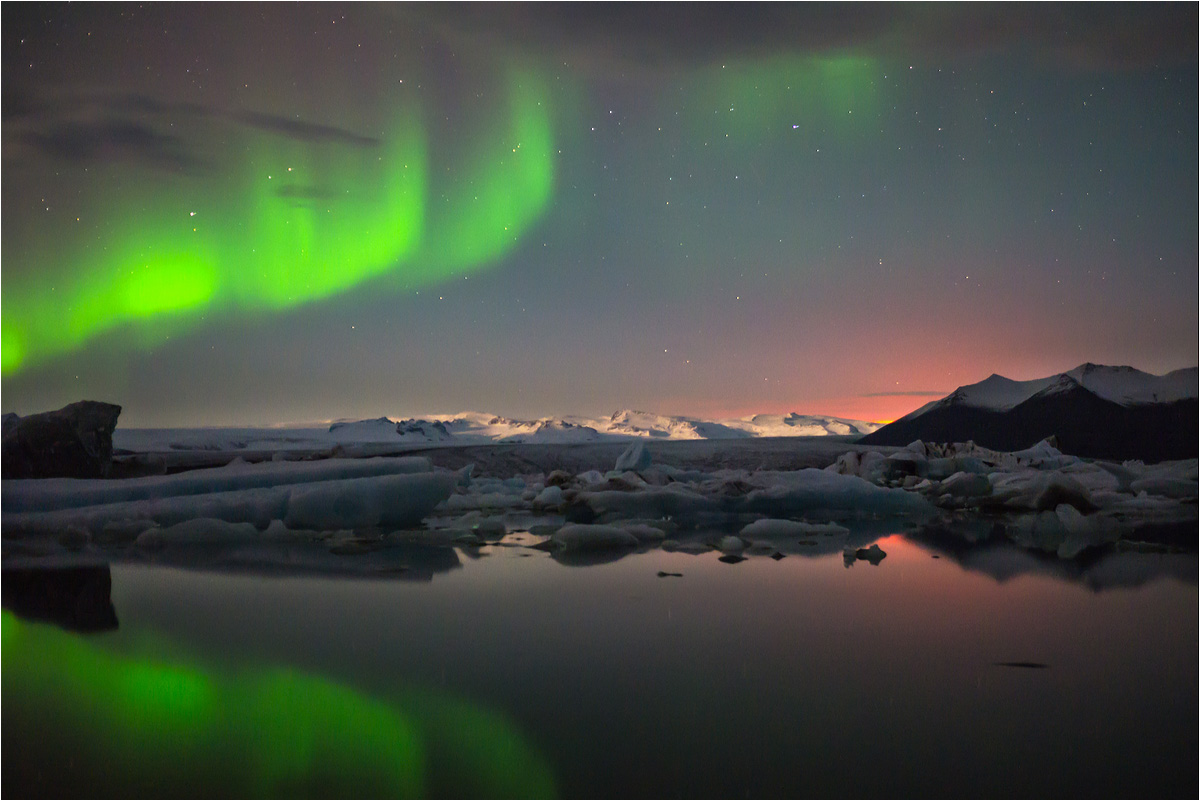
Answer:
[1,563,117,632]
[905,526,1198,591]
[1,610,554,797]
[139,537,466,582]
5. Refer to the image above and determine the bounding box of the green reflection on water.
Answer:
[1,610,554,798]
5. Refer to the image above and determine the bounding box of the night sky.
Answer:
[3,3,1196,426]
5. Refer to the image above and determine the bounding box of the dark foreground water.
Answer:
[4,531,1197,798]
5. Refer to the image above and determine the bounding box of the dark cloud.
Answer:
[102,94,379,147]
[230,110,378,147]
[6,90,379,173]
[410,2,1197,73]
[24,119,206,173]
[901,3,1199,71]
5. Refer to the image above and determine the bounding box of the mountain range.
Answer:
[335,409,881,444]
[860,363,1198,462]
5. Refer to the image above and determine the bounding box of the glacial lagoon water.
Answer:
[4,529,1197,798]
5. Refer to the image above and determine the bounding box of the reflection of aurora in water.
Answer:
[1,65,555,376]
[0,610,555,797]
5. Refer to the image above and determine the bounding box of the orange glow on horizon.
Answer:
[655,384,950,426]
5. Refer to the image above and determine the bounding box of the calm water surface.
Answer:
[5,531,1197,798]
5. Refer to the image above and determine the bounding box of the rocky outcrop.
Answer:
[1,401,122,479]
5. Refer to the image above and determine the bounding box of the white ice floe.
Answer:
[614,441,652,472]
[551,524,640,551]
[6,469,457,535]
[739,519,850,538]
[3,456,434,513]
[741,469,936,519]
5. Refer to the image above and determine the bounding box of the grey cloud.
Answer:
[860,391,947,398]
[409,2,1197,74]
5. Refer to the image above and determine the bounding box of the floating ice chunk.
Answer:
[284,472,458,530]
[551,524,640,552]
[5,470,455,535]
[989,469,1096,513]
[96,518,157,544]
[660,539,711,554]
[3,457,435,514]
[577,470,606,486]
[1033,472,1095,512]
[857,452,888,484]
[716,535,746,554]
[883,452,926,481]
[1129,477,1197,500]
[941,472,992,498]
[741,469,935,519]
[614,441,652,473]
[533,485,564,508]
[618,523,667,543]
[545,470,574,487]
[738,519,849,538]
[440,492,525,512]
[827,451,861,476]
[456,464,474,487]
[595,472,648,491]
[469,516,507,540]
[575,484,718,521]
[924,457,959,481]
[136,518,259,549]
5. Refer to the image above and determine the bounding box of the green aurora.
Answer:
[2,66,555,376]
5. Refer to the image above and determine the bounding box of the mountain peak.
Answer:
[927,363,1198,412]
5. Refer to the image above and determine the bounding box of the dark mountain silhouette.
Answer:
[861,366,1197,462]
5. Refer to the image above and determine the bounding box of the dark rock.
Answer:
[657,571,683,577]
[718,554,746,564]
[770,551,787,561]
[545,470,574,488]
[855,544,887,565]
[844,543,888,566]
[2,401,122,479]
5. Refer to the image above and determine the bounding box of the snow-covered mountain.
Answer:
[113,408,880,452]
[902,363,1196,420]
[862,363,1198,461]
